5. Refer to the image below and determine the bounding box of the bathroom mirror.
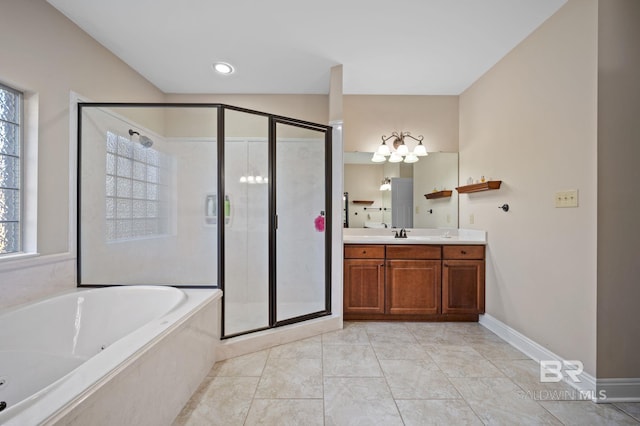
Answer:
[344,152,459,229]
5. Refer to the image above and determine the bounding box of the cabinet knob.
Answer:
[461,250,467,255]
[362,250,367,254]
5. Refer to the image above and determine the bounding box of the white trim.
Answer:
[68,91,87,258]
[596,378,640,403]
[0,252,74,273]
[329,120,343,318]
[479,313,598,400]
[22,90,39,254]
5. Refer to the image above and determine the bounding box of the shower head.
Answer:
[139,135,153,148]
[128,129,154,148]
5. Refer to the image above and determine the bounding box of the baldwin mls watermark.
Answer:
[517,360,606,401]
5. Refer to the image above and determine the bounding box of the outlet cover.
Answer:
[555,190,579,208]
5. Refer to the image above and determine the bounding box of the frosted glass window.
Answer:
[0,84,21,255]
[105,130,170,242]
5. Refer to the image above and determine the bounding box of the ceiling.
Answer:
[48,0,566,95]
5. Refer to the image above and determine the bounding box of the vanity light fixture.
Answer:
[213,62,235,75]
[239,174,267,184]
[372,131,428,163]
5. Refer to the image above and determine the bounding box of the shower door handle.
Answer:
[274,214,278,230]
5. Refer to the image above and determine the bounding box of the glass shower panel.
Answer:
[275,122,327,322]
[79,105,218,286]
[223,109,269,336]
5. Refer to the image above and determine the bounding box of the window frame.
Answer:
[0,80,38,265]
[0,82,23,257]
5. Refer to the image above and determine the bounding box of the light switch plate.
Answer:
[555,190,579,208]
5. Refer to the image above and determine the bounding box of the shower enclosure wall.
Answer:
[78,104,332,338]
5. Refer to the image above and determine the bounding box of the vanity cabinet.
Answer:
[344,243,485,321]
[442,246,485,314]
[385,245,441,315]
[344,245,385,314]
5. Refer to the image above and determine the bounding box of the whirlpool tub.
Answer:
[0,285,221,425]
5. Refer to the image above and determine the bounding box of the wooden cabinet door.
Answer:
[442,260,485,314]
[344,259,385,314]
[385,260,441,315]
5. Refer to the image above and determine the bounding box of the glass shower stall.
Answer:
[77,103,332,338]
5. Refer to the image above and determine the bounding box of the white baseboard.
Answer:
[596,378,640,403]
[480,314,640,402]
[479,314,600,400]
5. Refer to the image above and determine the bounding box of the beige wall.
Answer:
[329,65,343,123]
[459,0,598,374]
[413,153,459,229]
[343,95,458,153]
[596,0,640,378]
[0,0,164,256]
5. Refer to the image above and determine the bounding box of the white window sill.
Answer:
[0,252,40,262]
[0,252,73,273]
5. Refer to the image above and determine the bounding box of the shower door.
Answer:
[274,120,331,324]
[221,108,331,337]
[222,109,270,336]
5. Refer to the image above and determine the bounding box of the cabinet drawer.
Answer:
[386,245,442,260]
[443,245,485,260]
[345,245,385,259]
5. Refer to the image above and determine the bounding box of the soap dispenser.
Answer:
[223,195,231,225]
[224,195,231,218]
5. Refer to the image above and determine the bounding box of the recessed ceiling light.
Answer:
[213,62,234,75]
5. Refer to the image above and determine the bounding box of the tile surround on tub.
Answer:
[48,291,221,426]
[0,254,76,310]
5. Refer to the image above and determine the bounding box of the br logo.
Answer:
[540,360,583,383]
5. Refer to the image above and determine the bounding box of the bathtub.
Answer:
[0,285,221,425]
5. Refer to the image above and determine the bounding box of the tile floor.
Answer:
[174,322,640,425]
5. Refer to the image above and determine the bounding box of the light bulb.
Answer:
[376,143,391,156]
[239,176,247,183]
[388,152,403,163]
[371,153,386,163]
[397,143,409,156]
[404,153,419,163]
[413,143,427,156]
[213,62,234,74]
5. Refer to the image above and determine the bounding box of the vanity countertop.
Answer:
[343,228,486,245]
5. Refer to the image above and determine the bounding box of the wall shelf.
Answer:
[456,180,502,194]
[425,190,453,200]
[352,200,374,205]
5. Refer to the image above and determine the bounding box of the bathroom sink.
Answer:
[344,229,486,245]
[343,233,465,244]
[344,235,441,243]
